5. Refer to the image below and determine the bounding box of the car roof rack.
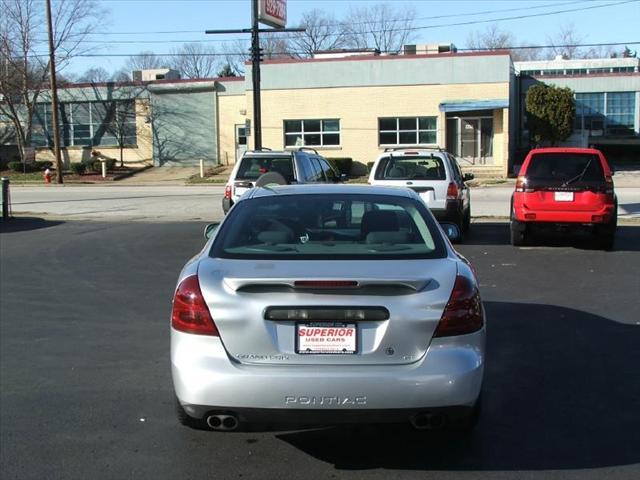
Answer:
[297,147,318,154]
[383,145,443,153]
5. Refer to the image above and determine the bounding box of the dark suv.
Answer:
[511,147,617,249]
[222,148,344,214]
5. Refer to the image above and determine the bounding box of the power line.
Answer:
[380,0,638,35]
[38,0,637,44]
[52,0,588,36]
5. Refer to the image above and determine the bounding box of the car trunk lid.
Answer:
[197,257,457,365]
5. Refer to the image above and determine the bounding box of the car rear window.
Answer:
[236,156,294,182]
[374,155,447,181]
[211,194,447,260]
[525,153,604,182]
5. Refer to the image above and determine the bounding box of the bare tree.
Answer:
[343,3,417,53]
[111,68,132,82]
[547,24,585,59]
[124,51,165,73]
[584,44,616,59]
[261,33,296,60]
[514,44,546,61]
[170,43,220,79]
[217,63,237,77]
[466,24,514,51]
[77,66,111,83]
[221,40,249,76]
[466,25,545,61]
[291,9,347,57]
[102,98,137,168]
[0,0,103,163]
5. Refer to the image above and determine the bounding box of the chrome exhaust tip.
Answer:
[206,414,239,431]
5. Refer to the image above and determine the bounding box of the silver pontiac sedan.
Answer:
[171,184,485,432]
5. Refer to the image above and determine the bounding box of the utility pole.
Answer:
[44,0,64,184]
[250,0,262,150]
[206,0,303,151]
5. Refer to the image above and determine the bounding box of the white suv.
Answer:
[368,148,474,236]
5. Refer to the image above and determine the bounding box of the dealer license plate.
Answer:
[296,322,357,354]
[555,191,574,202]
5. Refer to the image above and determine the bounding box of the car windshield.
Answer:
[211,194,446,260]
[375,155,447,181]
[236,156,294,182]
[526,153,604,182]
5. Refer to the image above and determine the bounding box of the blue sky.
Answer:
[64,0,639,75]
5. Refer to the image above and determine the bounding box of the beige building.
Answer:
[242,51,514,176]
[22,51,516,175]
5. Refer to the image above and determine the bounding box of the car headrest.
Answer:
[366,231,410,244]
[361,210,399,237]
[257,231,294,244]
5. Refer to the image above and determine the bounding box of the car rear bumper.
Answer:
[181,404,476,427]
[513,204,615,224]
[171,329,485,421]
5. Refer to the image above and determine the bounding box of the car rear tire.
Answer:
[510,227,525,246]
[175,397,209,430]
[595,216,616,251]
[463,209,471,233]
[255,171,287,187]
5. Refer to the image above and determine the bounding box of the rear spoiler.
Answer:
[224,278,431,292]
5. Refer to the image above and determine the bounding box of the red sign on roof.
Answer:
[259,0,287,28]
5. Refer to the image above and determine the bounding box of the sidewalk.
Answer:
[112,166,201,185]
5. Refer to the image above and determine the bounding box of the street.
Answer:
[1,219,639,480]
[6,184,640,221]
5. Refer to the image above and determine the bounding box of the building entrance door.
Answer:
[447,116,494,165]
[461,119,479,160]
[235,124,247,163]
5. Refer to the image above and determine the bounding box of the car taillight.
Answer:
[604,175,614,202]
[224,185,232,199]
[446,182,459,200]
[515,176,526,192]
[171,275,219,336]
[434,275,483,337]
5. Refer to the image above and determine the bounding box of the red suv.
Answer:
[511,148,617,249]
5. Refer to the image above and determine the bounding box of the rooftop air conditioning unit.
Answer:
[404,45,417,55]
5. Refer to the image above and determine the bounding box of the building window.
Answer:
[575,92,636,135]
[32,100,137,148]
[575,93,605,130]
[606,92,636,135]
[378,116,437,146]
[284,119,340,147]
[612,67,635,73]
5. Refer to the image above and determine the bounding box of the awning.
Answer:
[439,99,509,113]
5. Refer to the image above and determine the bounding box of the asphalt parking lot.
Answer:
[1,218,639,480]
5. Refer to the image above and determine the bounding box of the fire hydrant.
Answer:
[43,168,52,184]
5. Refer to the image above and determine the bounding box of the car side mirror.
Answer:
[204,222,220,239]
[339,173,348,182]
[609,166,615,176]
[440,222,461,243]
[463,173,475,182]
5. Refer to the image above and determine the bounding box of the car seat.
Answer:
[387,165,406,178]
